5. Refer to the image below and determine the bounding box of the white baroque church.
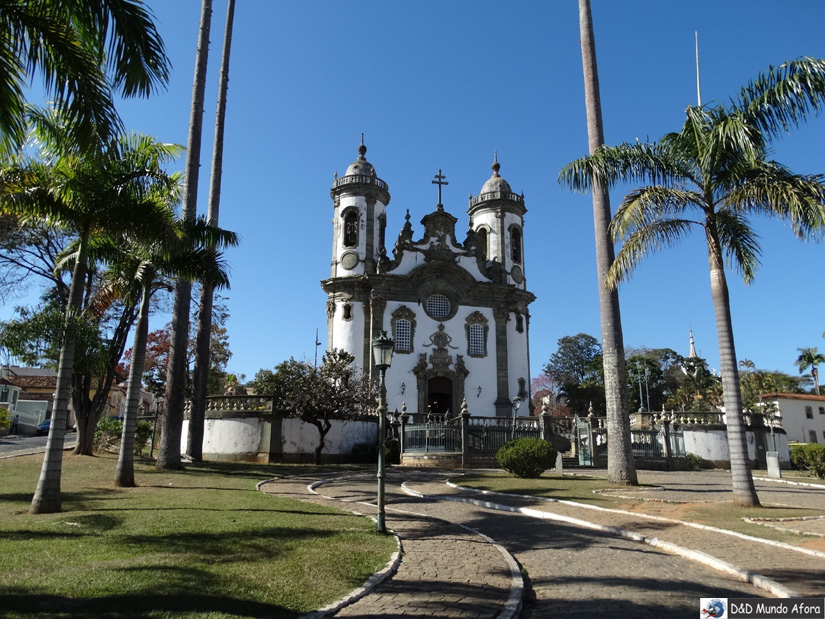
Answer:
[321,142,535,418]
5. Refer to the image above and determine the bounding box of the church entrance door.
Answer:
[427,377,453,416]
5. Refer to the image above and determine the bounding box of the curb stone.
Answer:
[257,477,403,619]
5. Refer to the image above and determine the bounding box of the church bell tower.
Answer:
[467,154,527,289]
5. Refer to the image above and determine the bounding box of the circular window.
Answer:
[426,294,451,319]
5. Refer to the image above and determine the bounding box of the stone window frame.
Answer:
[342,206,360,248]
[425,294,452,320]
[465,311,489,358]
[391,306,417,354]
[509,224,522,265]
[515,313,524,333]
[341,303,353,321]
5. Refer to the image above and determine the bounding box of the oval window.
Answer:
[426,294,451,319]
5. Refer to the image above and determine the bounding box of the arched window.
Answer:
[343,211,359,247]
[477,227,488,261]
[511,227,522,264]
[395,319,411,351]
[465,311,489,357]
[391,306,416,354]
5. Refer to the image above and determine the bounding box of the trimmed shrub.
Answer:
[134,421,153,456]
[790,443,825,479]
[496,437,557,478]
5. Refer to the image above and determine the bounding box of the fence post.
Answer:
[663,415,672,471]
[399,404,407,457]
[460,398,470,469]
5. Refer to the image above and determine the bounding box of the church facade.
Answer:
[321,143,535,418]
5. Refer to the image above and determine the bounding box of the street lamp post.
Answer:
[372,331,394,535]
[150,394,164,459]
[511,395,523,440]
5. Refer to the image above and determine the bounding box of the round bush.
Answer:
[496,437,557,478]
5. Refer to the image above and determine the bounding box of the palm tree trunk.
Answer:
[30,233,89,514]
[707,233,760,506]
[158,0,213,470]
[115,282,152,486]
[578,0,636,484]
[188,0,235,461]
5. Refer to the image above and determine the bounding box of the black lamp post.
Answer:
[150,394,164,459]
[372,330,394,535]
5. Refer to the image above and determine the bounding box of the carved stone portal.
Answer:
[413,325,469,416]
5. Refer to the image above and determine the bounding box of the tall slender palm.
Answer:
[0,114,181,513]
[576,0,636,484]
[795,347,825,395]
[560,58,825,507]
[0,0,169,153]
[189,0,235,461]
[158,0,213,470]
[99,217,236,486]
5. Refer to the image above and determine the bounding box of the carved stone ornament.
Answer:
[511,264,524,284]
[341,251,359,270]
[326,299,336,318]
[370,292,386,315]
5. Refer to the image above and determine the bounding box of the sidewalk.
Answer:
[259,469,819,618]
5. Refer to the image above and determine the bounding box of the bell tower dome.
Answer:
[329,138,391,278]
[468,154,527,288]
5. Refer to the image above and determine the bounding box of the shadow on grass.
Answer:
[0,591,301,618]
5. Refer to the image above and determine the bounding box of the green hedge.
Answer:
[496,437,557,478]
[790,443,825,479]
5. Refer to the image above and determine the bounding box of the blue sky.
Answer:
[7,1,825,383]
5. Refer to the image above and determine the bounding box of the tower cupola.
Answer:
[329,138,390,277]
[468,154,527,288]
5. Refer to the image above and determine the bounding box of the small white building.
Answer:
[321,143,536,417]
[762,393,825,444]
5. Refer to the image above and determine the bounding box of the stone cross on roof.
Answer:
[432,169,448,206]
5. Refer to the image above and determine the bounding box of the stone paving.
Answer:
[258,468,825,618]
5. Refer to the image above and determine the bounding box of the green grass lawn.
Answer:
[454,471,825,545]
[0,454,396,618]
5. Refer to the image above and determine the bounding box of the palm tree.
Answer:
[103,217,237,486]
[158,0,213,471]
[575,0,636,485]
[560,57,825,507]
[0,114,181,513]
[0,0,169,153]
[795,347,825,395]
[189,0,236,462]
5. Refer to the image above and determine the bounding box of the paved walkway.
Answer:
[260,468,825,618]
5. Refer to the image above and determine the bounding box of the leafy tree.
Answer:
[0,0,169,153]
[544,333,604,416]
[575,0,636,485]
[530,372,568,416]
[560,57,825,507]
[250,350,374,464]
[795,347,825,395]
[0,217,72,304]
[0,114,181,514]
[100,216,236,487]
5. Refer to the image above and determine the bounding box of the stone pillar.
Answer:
[365,198,376,273]
[663,416,672,471]
[493,303,511,416]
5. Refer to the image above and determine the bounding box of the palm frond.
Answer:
[559,141,692,194]
[735,57,825,141]
[725,161,825,239]
[711,211,761,284]
[611,186,703,239]
[606,219,695,289]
